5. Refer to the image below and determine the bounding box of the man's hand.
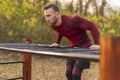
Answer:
[90,44,100,49]
[49,43,59,47]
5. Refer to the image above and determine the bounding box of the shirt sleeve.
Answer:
[54,33,63,44]
[89,23,100,44]
[72,15,100,44]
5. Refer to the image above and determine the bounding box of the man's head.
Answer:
[43,3,60,12]
[43,3,61,26]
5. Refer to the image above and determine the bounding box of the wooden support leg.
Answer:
[23,54,32,80]
[100,37,120,80]
[22,38,32,80]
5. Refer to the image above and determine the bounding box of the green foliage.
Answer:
[85,15,120,36]
[0,0,53,43]
[0,0,120,44]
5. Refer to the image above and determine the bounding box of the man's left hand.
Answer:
[90,45,100,49]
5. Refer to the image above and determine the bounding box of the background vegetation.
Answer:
[0,0,120,44]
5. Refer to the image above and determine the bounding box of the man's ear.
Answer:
[56,12,60,16]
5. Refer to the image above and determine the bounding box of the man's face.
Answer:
[44,8,58,26]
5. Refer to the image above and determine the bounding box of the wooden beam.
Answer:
[100,37,120,80]
[23,53,32,80]
[22,38,32,80]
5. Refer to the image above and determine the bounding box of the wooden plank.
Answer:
[0,46,99,61]
[23,54,32,80]
[22,38,32,80]
[100,37,120,80]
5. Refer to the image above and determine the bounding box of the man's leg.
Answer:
[72,66,83,80]
[66,59,75,80]
[72,60,90,80]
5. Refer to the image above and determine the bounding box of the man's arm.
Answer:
[87,21,100,45]
[49,33,63,46]
[74,15,100,49]
[86,20,100,49]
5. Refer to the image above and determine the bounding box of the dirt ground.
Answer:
[0,51,99,80]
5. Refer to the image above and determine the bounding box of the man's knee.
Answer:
[72,68,83,80]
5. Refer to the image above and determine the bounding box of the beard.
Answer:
[47,17,58,26]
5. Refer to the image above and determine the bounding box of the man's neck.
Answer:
[54,15,62,26]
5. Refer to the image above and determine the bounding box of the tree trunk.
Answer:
[76,0,83,15]
[92,0,99,17]
[99,0,106,16]
[79,0,83,15]
[43,0,49,5]
[55,0,59,5]
[84,0,92,16]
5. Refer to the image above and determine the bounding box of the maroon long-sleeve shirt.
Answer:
[51,15,100,47]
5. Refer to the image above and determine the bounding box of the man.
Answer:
[43,3,100,80]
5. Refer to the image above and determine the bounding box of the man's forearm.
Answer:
[54,33,63,44]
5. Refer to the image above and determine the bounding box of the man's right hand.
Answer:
[49,43,59,47]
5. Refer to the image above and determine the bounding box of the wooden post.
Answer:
[22,38,32,80]
[100,37,120,80]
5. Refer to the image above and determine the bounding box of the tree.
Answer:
[99,0,107,16]
[76,0,83,15]
[84,0,92,16]
[92,0,99,16]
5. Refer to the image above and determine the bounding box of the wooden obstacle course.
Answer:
[0,37,120,80]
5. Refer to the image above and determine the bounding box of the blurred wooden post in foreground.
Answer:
[100,37,120,80]
[22,38,32,80]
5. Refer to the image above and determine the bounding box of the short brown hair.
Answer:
[43,3,60,12]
